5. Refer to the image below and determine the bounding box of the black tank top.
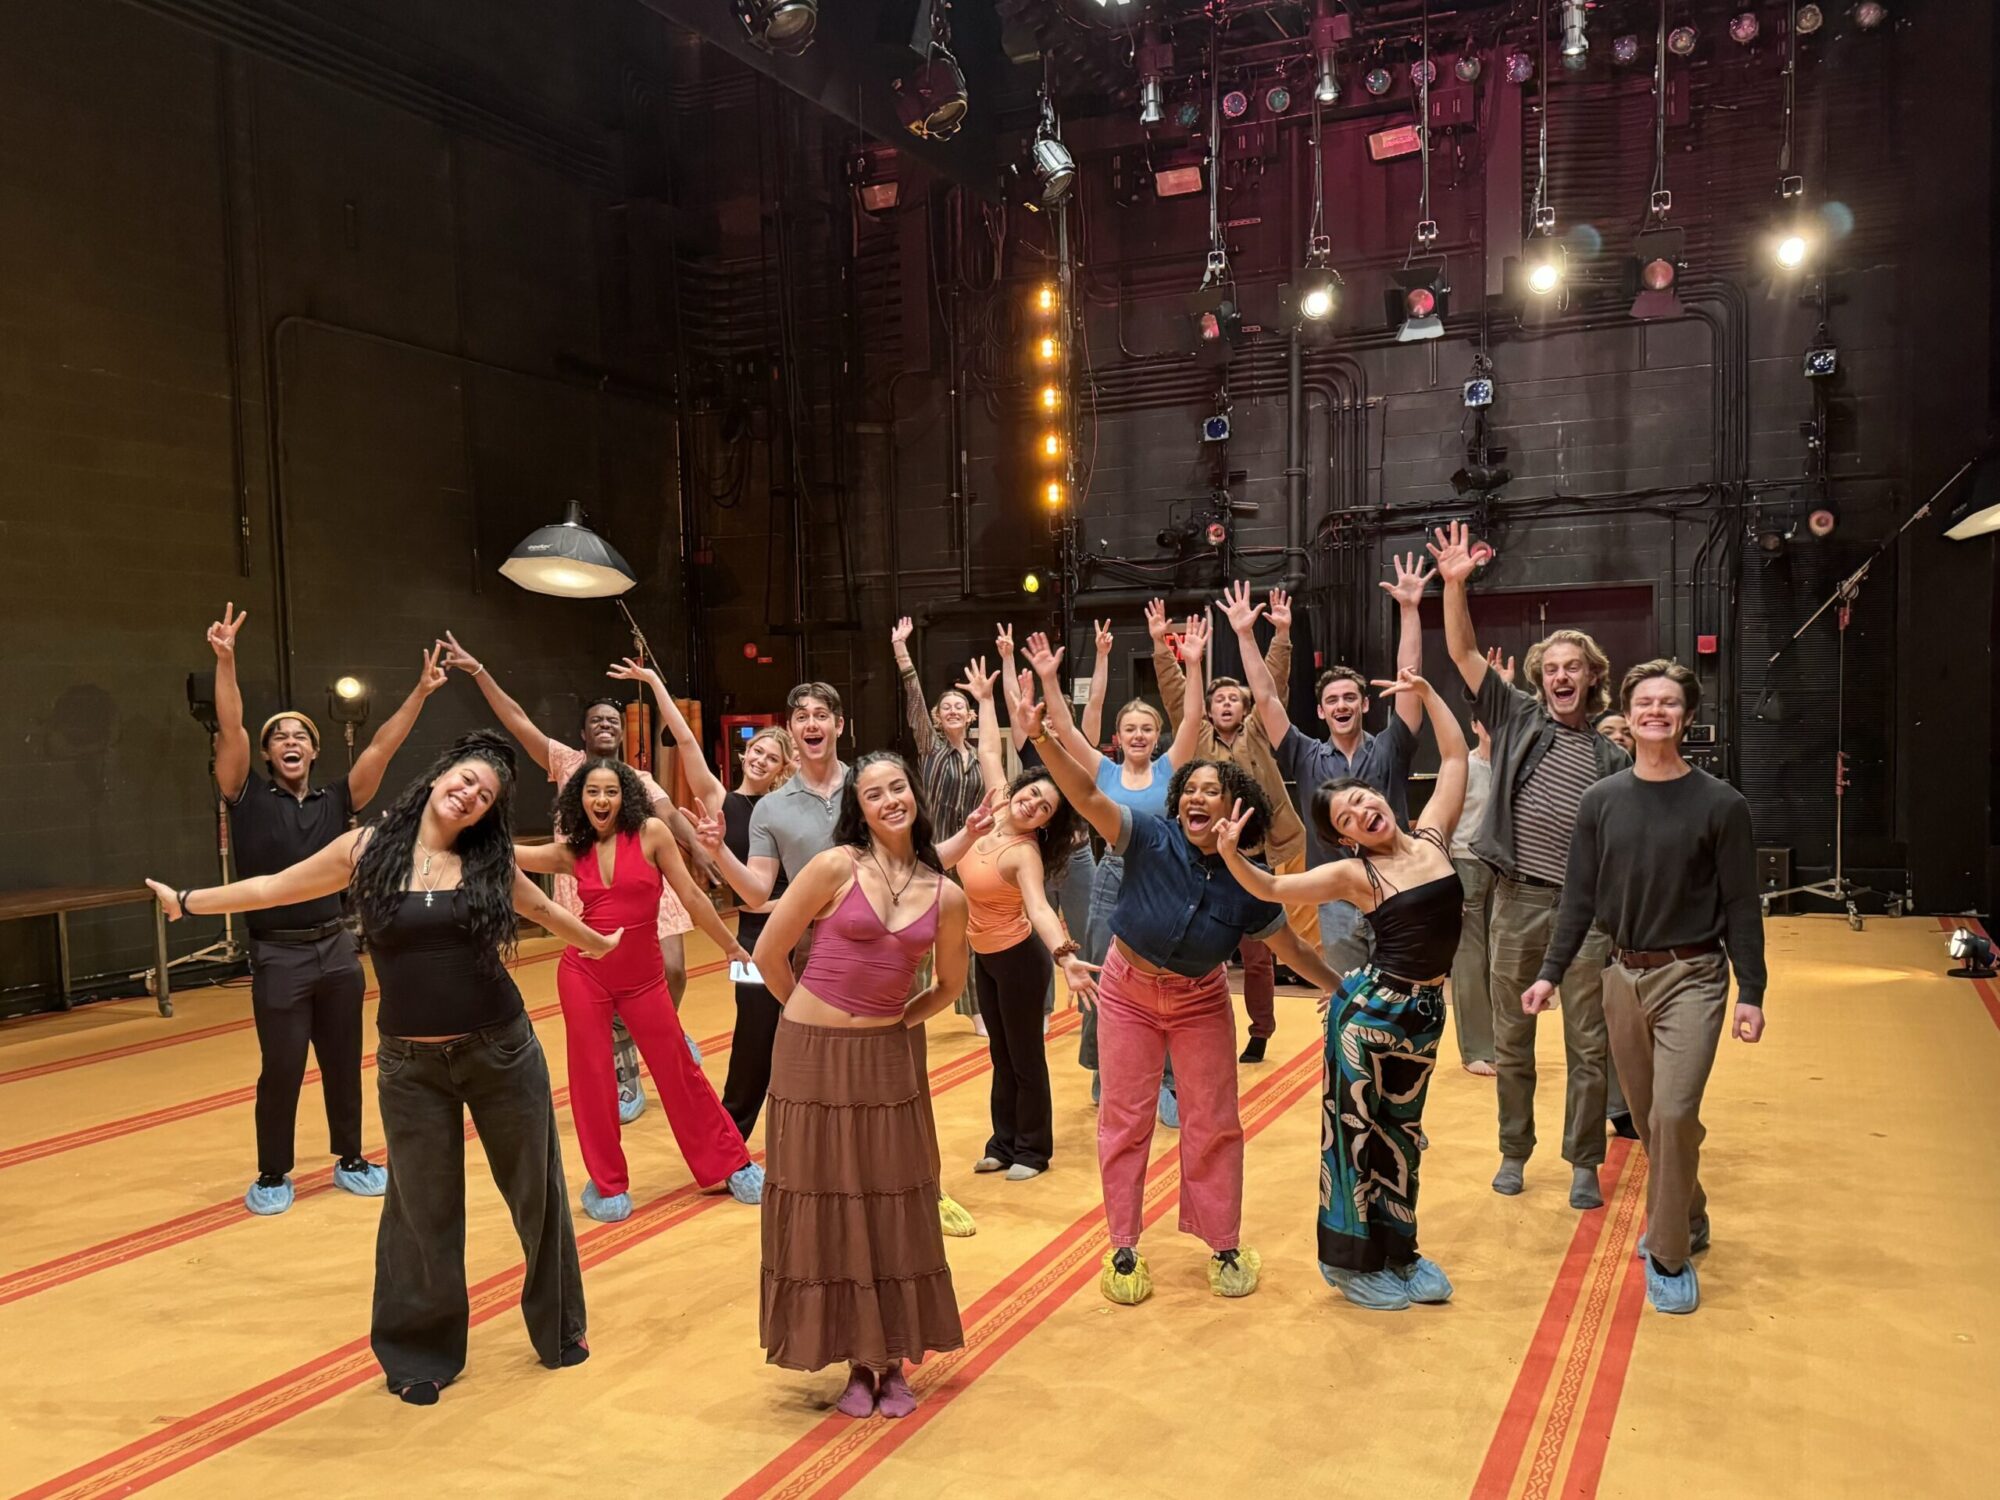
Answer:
[368,891,524,1035]
[1358,828,1465,982]
[724,790,785,950]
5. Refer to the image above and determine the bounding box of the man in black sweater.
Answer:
[1524,659,1767,1317]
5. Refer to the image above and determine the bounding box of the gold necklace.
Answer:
[416,840,451,907]
[864,847,918,905]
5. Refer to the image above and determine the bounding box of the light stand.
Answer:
[152,673,248,979]
[328,676,371,776]
[1754,457,1976,927]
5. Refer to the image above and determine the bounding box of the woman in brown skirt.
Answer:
[751,751,971,1419]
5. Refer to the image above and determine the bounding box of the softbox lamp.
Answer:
[500,501,637,598]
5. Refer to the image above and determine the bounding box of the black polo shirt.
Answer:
[227,769,355,936]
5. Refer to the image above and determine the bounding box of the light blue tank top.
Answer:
[1094,755,1172,820]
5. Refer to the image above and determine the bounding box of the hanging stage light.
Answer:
[1410,59,1436,89]
[1612,34,1640,64]
[1266,84,1293,114]
[1628,227,1686,319]
[1455,53,1483,82]
[1668,25,1698,55]
[500,501,637,598]
[1312,4,1350,103]
[1136,28,1172,126]
[1035,281,1058,314]
[1039,383,1061,412]
[734,0,817,56]
[1222,87,1251,119]
[1523,235,1565,297]
[1021,570,1045,596]
[1043,479,1065,509]
[1364,66,1394,96]
[1729,11,1761,45]
[1298,272,1341,322]
[1386,265,1449,341]
[1139,76,1165,125]
[1506,50,1535,84]
[1561,0,1589,63]
[1853,2,1888,31]
[1315,63,1342,104]
[894,22,969,144]
[1031,135,1077,207]
[1796,4,1825,34]
[1772,227,1813,269]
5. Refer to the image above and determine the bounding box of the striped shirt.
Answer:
[901,668,982,835]
[1509,725,1601,884]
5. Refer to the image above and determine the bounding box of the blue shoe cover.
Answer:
[728,1162,765,1204]
[245,1177,295,1216]
[582,1180,633,1223]
[1319,1262,1411,1310]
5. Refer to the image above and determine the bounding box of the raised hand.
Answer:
[438,631,482,675]
[1023,631,1065,678]
[414,641,449,698]
[206,603,248,662]
[607,655,664,690]
[961,797,996,842]
[1178,609,1212,662]
[1485,645,1516,685]
[994,622,1017,659]
[1214,797,1255,860]
[1218,579,1266,635]
[1381,551,1437,607]
[1018,699,1047,741]
[1014,668,1037,712]
[1144,597,1171,644]
[1370,665,1431,700]
[957,656,998,703]
[682,804,725,852]
[1094,618,1115,657]
[891,615,915,649]
[1266,587,1294,632]
[1426,521,1479,586]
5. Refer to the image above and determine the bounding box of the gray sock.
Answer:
[1492,1157,1527,1195]
[1570,1164,1604,1209]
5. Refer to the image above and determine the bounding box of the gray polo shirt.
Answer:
[1275,718,1418,868]
[747,762,849,878]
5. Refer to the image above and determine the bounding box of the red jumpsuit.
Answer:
[558,831,749,1193]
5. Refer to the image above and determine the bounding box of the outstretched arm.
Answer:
[1081,619,1114,746]
[513,870,619,958]
[642,819,747,962]
[1259,588,1295,742]
[1379,669,1469,840]
[438,632,554,772]
[1265,925,1342,996]
[1212,801,1368,909]
[609,657,726,815]
[1426,523,1488,697]
[207,603,252,801]
[959,658,1007,796]
[1024,633,1103,774]
[150,828,365,918]
[1168,611,1210,768]
[1381,553,1434,735]
[1019,700,1122,846]
[348,643,449,809]
[995,623,1032,753]
[1233,590,1294,747]
[1151,602,1188,739]
[513,840,577,877]
[891,616,938,758]
[1010,844,1100,1006]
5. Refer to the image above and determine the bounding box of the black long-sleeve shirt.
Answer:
[1540,767,1767,1008]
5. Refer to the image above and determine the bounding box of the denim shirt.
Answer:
[1107,807,1285,978]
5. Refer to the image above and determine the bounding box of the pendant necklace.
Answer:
[865,847,917,906]
[417,841,444,907]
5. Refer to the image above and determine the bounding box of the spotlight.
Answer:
[1188,287,1243,361]
[1040,431,1063,460]
[1035,335,1059,363]
[1035,282,1058,314]
[1729,12,1760,45]
[1455,54,1483,83]
[1526,250,1563,296]
[1153,157,1205,197]
[1627,226,1686,320]
[1506,51,1535,84]
[1139,76,1165,126]
[1561,0,1589,60]
[1311,6,1351,105]
[1668,25,1699,55]
[1266,85,1293,114]
[1222,88,1250,120]
[1612,34,1640,65]
[1315,65,1342,104]
[1853,2,1888,31]
[501,500,637,598]
[1175,100,1202,129]
[1030,135,1076,208]
[1299,275,1339,322]
[1021,570,1045,596]
[1386,264,1449,342]
[1043,479,1065,508]
[1364,66,1393,96]
[894,49,969,142]
[1807,507,1838,538]
[328,675,370,730]
[734,0,817,56]
[333,675,364,703]
[1756,518,1795,554]
[1947,927,1997,979]
[1136,30,1172,127]
[1803,342,1838,379]
[1410,60,1436,89]
[1796,4,1825,34]
[1039,383,1061,411]
[1773,231,1811,269]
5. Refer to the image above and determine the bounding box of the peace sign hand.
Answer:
[1094,618,1115,657]
[206,603,249,662]
[1214,797,1255,860]
[414,641,449,697]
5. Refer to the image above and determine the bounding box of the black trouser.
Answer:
[371,1013,585,1391]
[249,932,366,1177]
[720,981,783,1140]
[975,936,1057,1170]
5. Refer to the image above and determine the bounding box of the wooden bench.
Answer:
[0,886,173,1017]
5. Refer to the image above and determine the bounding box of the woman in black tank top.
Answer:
[1215,669,1470,1315]
[151,733,620,1404]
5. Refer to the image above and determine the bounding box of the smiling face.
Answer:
[262,718,318,787]
[1623,678,1688,747]
[854,759,916,840]
[740,734,789,792]
[1004,776,1059,834]
[934,690,972,735]
[1208,683,1249,735]
[789,695,843,769]
[580,766,624,836]
[1537,644,1598,726]
[1325,783,1396,853]
[1318,676,1365,742]
[1117,708,1161,762]
[1597,714,1636,754]
[1175,765,1232,849]
[581,702,625,758]
[428,757,503,833]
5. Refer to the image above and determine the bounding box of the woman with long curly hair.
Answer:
[149,732,616,1405]
[935,657,1095,1181]
[515,758,763,1222]
[751,751,970,1420]
[1020,615,1343,1307]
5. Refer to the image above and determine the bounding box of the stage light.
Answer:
[734,0,817,55]
[1175,100,1201,129]
[1854,2,1888,30]
[1947,928,1997,978]
[1364,67,1393,96]
[1036,335,1058,363]
[1455,54,1482,83]
[1561,0,1589,61]
[1386,265,1448,342]
[1031,135,1076,207]
[1627,226,1686,320]
[1796,4,1825,34]
[1729,12,1760,45]
[1266,85,1293,114]
[1526,252,1563,296]
[1040,431,1063,460]
[894,51,969,142]
[1039,384,1061,411]
[1756,519,1794,554]
[1139,76,1164,125]
[1299,278,1337,322]
[1668,25,1699,55]
[1035,282,1058,314]
[1612,34,1640,64]
[1021,571,1044,595]
[333,676,364,702]
[1774,232,1810,269]
[1154,162,1204,197]
[1136,28,1172,128]
[1807,507,1838,538]
[1506,51,1535,84]
[742,641,759,659]
[501,501,637,598]
[1410,60,1435,89]
[1222,88,1250,119]
[1943,459,2000,541]
[1044,480,1065,508]
[1311,4,1350,104]
[1188,287,1242,360]
[328,675,370,735]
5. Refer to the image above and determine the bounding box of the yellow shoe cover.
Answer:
[938,1194,977,1238]
[1099,1250,1154,1306]
[1207,1246,1263,1298]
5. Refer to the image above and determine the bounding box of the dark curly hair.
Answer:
[1004,767,1083,866]
[1310,774,1395,851]
[834,751,939,869]
[1167,757,1272,852]
[554,756,651,855]
[350,731,519,976]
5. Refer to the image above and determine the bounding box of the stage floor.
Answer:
[1,916,1993,1499]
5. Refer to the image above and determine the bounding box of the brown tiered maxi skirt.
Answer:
[760,1019,965,1373]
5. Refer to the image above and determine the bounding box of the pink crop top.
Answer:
[796,865,941,1018]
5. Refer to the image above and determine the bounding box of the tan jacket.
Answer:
[1153,634,1306,868]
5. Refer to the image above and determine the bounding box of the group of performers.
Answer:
[146,519,1768,1414]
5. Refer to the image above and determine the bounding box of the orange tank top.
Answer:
[960,833,1034,954]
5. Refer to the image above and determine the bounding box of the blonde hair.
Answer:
[1523,629,1613,718]
[742,727,797,789]
[1113,698,1165,738]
